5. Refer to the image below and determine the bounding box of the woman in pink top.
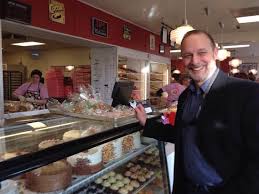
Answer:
[13,69,49,110]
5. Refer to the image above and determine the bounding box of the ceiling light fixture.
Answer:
[172,69,181,74]
[223,44,250,49]
[217,22,231,61]
[65,65,75,71]
[229,58,242,68]
[236,15,259,23]
[230,68,240,74]
[249,69,258,75]
[170,49,181,53]
[170,0,194,45]
[11,41,45,47]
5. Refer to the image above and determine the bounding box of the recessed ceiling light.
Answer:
[236,15,259,23]
[223,44,250,49]
[11,41,45,47]
[170,49,181,53]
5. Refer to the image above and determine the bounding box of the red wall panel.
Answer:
[15,0,171,58]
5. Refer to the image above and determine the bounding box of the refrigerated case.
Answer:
[117,57,146,100]
[149,63,169,107]
[0,114,170,194]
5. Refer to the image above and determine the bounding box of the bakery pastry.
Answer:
[122,135,134,154]
[38,139,63,150]
[115,174,123,180]
[108,177,116,184]
[95,178,103,184]
[67,147,103,175]
[125,184,134,192]
[126,162,134,168]
[26,160,72,192]
[63,130,81,141]
[130,180,140,188]
[107,171,116,177]
[138,176,146,182]
[102,143,114,163]
[118,188,128,194]
[101,174,109,180]
[124,171,132,177]
[122,178,130,184]
[110,184,119,191]
[102,180,111,187]
[0,152,18,161]
[116,181,125,188]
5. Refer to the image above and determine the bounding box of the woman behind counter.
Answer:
[13,69,49,110]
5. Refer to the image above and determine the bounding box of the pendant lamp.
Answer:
[170,0,194,45]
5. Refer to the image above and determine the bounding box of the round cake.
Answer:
[122,135,134,154]
[26,160,72,192]
[63,130,81,141]
[102,142,115,163]
[0,180,19,194]
[67,147,103,175]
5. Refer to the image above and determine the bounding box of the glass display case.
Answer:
[149,63,169,107]
[117,57,146,101]
[0,113,170,194]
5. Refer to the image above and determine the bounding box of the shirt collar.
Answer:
[188,68,219,94]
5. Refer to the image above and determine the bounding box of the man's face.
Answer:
[181,33,218,86]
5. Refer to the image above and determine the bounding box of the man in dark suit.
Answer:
[135,30,259,194]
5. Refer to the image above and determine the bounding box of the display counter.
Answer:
[0,113,170,194]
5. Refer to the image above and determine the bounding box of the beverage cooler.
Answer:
[116,47,171,104]
[0,114,171,194]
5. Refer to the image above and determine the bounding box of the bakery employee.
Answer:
[13,69,49,110]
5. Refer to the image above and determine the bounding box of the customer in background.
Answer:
[13,69,49,110]
[156,73,190,106]
[135,30,259,194]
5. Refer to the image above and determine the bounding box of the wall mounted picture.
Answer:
[49,0,65,24]
[92,17,108,37]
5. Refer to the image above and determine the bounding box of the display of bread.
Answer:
[26,160,72,192]
[4,101,35,113]
[38,139,63,150]
[67,147,103,175]
[122,135,134,154]
[102,142,115,163]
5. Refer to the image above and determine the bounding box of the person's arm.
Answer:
[13,83,27,101]
[26,84,48,105]
[135,104,177,143]
[217,84,259,194]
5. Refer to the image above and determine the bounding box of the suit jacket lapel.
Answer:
[197,70,228,121]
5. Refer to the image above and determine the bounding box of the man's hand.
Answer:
[18,95,26,102]
[134,104,147,126]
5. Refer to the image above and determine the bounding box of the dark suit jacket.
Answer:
[143,70,259,194]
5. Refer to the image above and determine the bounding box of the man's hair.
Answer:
[181,30,216,50]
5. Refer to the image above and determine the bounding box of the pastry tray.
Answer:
[49,109,137,127]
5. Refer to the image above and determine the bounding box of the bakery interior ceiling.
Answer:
[79,0,259,58]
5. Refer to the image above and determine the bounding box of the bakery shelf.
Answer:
[132,174,157,194]
[64,142,157,194]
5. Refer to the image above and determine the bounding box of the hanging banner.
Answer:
[49,0,65,24]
